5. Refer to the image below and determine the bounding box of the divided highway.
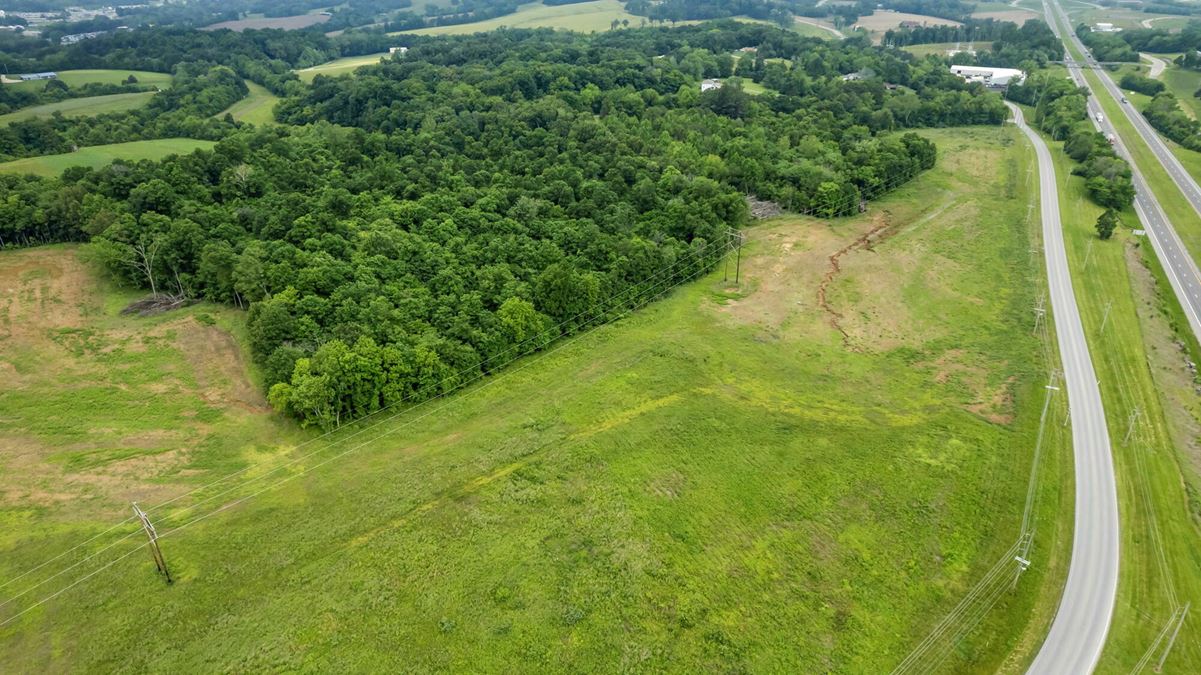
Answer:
[1008,102,1120,674]
[1045,0,1201,340]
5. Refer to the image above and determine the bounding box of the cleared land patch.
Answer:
[295,53,390,83]
[0,126,1068,672]
[0,92,156,126]
[395,0,640,35]
[0,139,215,177]
[853,10,961,36]
[1,70,171,93]
[216,81,280,124]
[203,14,331,32]
[0,246,294,528]
[971,9,1039,23]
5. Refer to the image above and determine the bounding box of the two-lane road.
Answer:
[1045,0,1201,341]
[1008,102,1121,674]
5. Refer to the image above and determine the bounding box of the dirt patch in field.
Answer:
[920,350,1016,424]
[173,319,269,412]
[0,248,92,343]
[0,247,275,517]
[816,211,896,348]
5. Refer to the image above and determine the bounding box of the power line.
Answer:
[0,238,728,599]
[0,244,730,626]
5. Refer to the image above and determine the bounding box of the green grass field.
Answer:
[0,127,1070,671]
[0,92,157,126]
[1162,65,1201,120]
[216,81,281,125]
[0,139,216,177]
[2,70,172,93]
[295,53,391,83]
[902,41,994,58]
[396,0,640,35]
[1032,119,1201,672]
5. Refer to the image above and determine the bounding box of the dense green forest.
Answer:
[0,22,1011,427]
[888,19,1063,68]
[1007,73,1135,208]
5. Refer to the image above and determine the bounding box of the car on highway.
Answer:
[1121,96,1128,103]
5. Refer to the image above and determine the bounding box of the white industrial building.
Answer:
[949,65,1026,87]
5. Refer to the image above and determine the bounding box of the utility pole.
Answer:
[1100,300,1113,333]
[1123,407,1141,446]
[1033,292,1047,335]
[726,229,745,284]
[1083,238,1094,270]
[1154,603,1190,673]
[132,502,172,584]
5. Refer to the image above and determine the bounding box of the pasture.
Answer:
[295,53,391,83]
[902,41,993,58]
[2,70,171,93]
[216,81,280,124]
[396,0,640,35]
[0,139,216,177]
[0,92,156,126]
[203,14,330,32]
[0,126,1070,672]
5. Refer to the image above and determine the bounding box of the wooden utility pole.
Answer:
[132,502,172,584]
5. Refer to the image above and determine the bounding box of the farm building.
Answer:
[17,72,57,81]
[1094,22,1120,33]
[949,65,1025,87]
[701,78,722,92]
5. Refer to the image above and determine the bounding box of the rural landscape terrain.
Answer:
[1,0,1200,672]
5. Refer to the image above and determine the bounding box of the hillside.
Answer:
[0,126,1068,672]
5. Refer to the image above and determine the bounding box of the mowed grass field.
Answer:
[0,140,215,177]
[216,81,280,125]
[295,53,391,83]
[902,41,994,58]
[0,92,156,126]
[396,0,640,35]
[0,127,1069,672]
[2,70,171,93]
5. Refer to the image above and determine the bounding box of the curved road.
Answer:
[1046,0,1201,340]
[1008,103,1121,673]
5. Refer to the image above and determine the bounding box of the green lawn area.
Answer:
[0,126,1070,672]
[2,70,172,93]
[294,53,391,83]
[0,92,156,126]
[216,81,281,125]
[902,41,993,58]
[395,0,640,35]
[0,139,216,177]
[1032,118,1201,672]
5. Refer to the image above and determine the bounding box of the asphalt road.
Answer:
[1008,102,1121,675]
[1046,0,1201,340]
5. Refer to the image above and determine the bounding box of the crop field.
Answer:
[1033,118,1201,672]
[0,126,1069,671]
[0,140,216,177]
[971,9,1039,24]
[1,70,172,93]
[396,0,640,35]
[203,14,331,32]
[853,10,961,33]
[295,53,391,83]
[0,92,156,126]
[216,81,280,125]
